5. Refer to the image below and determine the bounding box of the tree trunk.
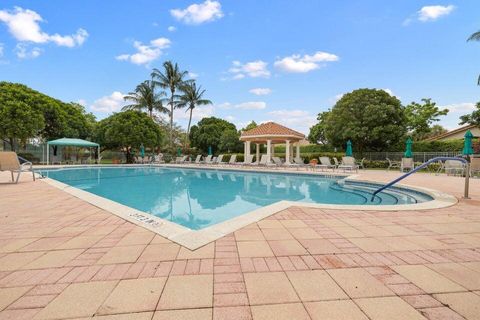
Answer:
[170,88,175,147]
[9,138,15,151]
[187,108,193,140]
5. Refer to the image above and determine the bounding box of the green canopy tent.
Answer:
[47,138,100,165]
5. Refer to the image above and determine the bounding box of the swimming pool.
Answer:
[39,166,433,230]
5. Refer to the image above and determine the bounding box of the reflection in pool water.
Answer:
[39,167,432,230]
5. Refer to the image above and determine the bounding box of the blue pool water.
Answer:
[39,167,433,230]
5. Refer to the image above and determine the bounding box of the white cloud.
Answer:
[418,5,455,22]
[249,88,272,96]
[439,102,476,113]
[116,37,171,65]
[217,101,267,110]
[167,26,176,32]
[0,7,88,47]
[77,99,87,106]
[225,115,235,121]
[274,51,339,73]
[15,43,42,59]
[0,43,3,57]
[267,109,316,134]
[188,72,199,79]
[175,104,214,120]
[170,0,223,25]
[90,91,126,113]
[228,60,270,79]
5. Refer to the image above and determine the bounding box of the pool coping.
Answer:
[37,164,458,250]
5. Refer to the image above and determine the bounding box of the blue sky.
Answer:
[0,0,479,133]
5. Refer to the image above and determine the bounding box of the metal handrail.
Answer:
[370,156,470,201]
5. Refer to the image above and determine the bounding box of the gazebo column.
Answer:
[246,141,251,162]
[296,144,301,161]
[256,143,260,163]
[266,139,272,163]
[285,140,291,164]
[243,142,247,163]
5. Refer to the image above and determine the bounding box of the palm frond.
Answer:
[467,31,480,42]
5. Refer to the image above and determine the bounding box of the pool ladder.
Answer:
[370,156,470,201]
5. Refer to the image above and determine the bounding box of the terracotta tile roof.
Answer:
[241,122,305,138]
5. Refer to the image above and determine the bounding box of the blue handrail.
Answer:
[370,156,468,201]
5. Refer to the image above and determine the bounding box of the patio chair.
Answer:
[470,157,480,177]
[357,158,366,170]
[338,156,358,172]
[153,154,164,164]
[242,154,254,166]
[286,157,307,170]
[175,156,187,164]
[444,160,465,176]
[203,155,214,165]
[192,155,202,165]
[272,157,284,168]
[400,158,414,172]
[317,157,336,171]
[256,154,275,167]
[386,158,400,171]
[213,154,224,165]
[333,157,340,167]
[227,154,237,165]
[0,152,35,183]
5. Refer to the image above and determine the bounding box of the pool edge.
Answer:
[38,166,458,250]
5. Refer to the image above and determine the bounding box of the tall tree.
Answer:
[94,110,164,163]
[189,117,238,153]
[308,111,330,144]
[0,100,44,151]
[123,80,167,118]
[405,98,449,140]
[459,102,480,126]
[467,31,480,85]
[177,81,212,140]
[242,121,258,131]
[151,61,188,145]
[322,89,407,153]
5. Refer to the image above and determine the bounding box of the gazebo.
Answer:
[240,122,305,164]
[46,138,100,165]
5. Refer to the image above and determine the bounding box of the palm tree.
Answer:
[467,31,480,85]
[151,61,188,144]
[122,80,167,118]
[178,81,212,140]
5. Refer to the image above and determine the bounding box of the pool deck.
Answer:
[0,169,479,319]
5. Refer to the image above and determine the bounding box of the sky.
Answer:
[0,0,479,134]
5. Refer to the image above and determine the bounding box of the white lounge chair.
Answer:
[202,155,213,164]
[286,157,307,170]
[153,154,164,164]
[213,154,224,165]
[227,154,237,165]
[444,160,465,176]
[175,156,187,164]
[192,155,202,165]
[0,152,35,183]
[400,158,414,172]
[333,157,340,167]
[253,154,275,167]
[470,157,480,177]
[338,156,358,172]
[242,154,254,166]
[387,158,400,171]
[272,157,284,168]
[316,156,336,171]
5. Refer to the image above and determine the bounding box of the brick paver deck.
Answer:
[0,170,479,319]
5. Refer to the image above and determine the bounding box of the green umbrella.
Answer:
[208,146,212,156]
[177,147,182,156]
[140,144,145,158]
[404,137,413,158]
[345,140,353,156]
[463,130,474,156]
